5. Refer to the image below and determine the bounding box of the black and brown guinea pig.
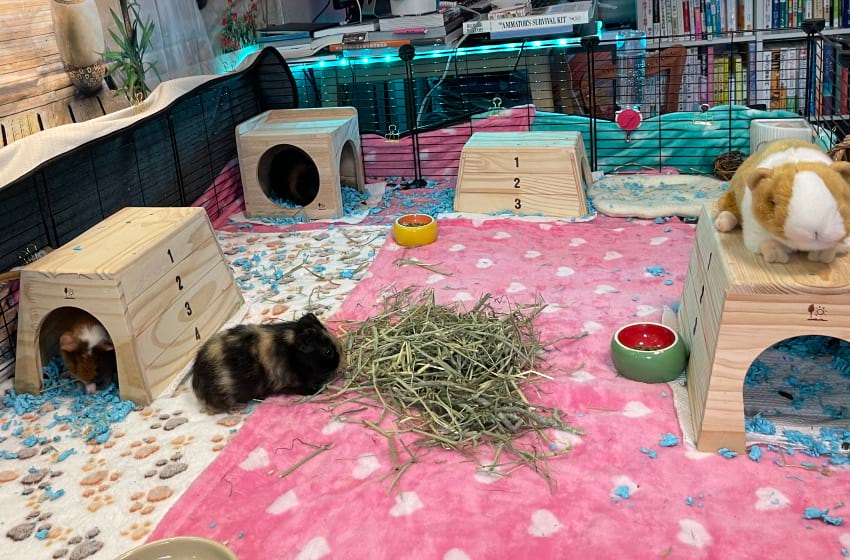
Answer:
[190,313,345,412]
[286,161,320,206]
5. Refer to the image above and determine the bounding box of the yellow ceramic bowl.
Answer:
[113,536,238,560]
[392,213,438,247]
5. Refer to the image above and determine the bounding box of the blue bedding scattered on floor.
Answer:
[743,336,850,463]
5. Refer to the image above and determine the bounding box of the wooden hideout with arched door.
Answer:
[14,207,243,405]
[678,205,850,454]
[236,107,366,220]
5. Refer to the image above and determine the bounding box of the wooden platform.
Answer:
[679,205,850,454]
[0,0,130,148]
[453,131,593,218]
[14,207,244,405]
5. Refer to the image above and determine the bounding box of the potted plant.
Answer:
[102,0,160,103]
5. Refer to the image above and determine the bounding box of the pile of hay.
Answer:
[318,288,582,486]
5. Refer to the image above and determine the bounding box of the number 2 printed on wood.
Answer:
[513,177,521,189]
[176,275,183,290]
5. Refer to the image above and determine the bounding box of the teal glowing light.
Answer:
[288,23,601,72]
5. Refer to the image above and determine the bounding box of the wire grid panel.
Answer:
[811,31,850,145]
[289,31,821,177]
[0,48,299,382]
[0,280,16,380]
[288,43,573,183]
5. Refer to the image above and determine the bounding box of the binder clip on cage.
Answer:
[487,97,509,119]
[384,124,400,143]
[693,104,714,127]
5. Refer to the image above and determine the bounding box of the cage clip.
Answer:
[488,97,508,118]
[384,124,400,143]
[693,103,714,127]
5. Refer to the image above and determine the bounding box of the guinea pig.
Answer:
[286,160,320,206]
[190,312,345,412]
[714,138,850,264]
[59,310,116,394]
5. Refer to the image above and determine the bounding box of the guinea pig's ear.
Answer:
[94,340,114,352]
[297,313,325,330]
[746,167,773,191]
[60,332,81,352]
[829,161,850,184]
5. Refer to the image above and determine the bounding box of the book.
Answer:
[313,20,379,38]
[378,8,463,31]
[462,3,592,34]
[257,22,338,35]
[328,39,414,52]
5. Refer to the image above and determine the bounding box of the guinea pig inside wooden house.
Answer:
[45,307,117,394]
[264,146,320,207]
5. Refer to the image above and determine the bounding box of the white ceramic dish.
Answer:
[113,536,239,560]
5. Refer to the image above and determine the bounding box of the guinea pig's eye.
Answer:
[323,348,333,357]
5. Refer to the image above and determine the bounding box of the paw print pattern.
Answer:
[144,455,187,480]
[128,452,186,517]
[210,415,242,452]
[54,528,104,559]
[148,410,188,431]
[120,519,155,541]
[78,459,120,512]
[19,469,65,510]
[6,510,73,550]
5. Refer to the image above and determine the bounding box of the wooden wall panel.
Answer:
[0,0,128,148]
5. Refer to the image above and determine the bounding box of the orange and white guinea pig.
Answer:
[714,138,850,263]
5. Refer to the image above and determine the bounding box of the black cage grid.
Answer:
[0,25,844,380]
[286,24,829,182]
[0,47,299,381]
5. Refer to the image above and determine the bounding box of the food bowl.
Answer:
[113,536,239,560]
[610,322,687,383]
[392,213,438,247]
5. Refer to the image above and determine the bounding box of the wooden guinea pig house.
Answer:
[454,131,593,218]
[678,205,850,454]
[236,107,366,220]
[14,207,244,405]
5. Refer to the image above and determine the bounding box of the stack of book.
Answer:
[262,5,472,59]
[256,22,338,50]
